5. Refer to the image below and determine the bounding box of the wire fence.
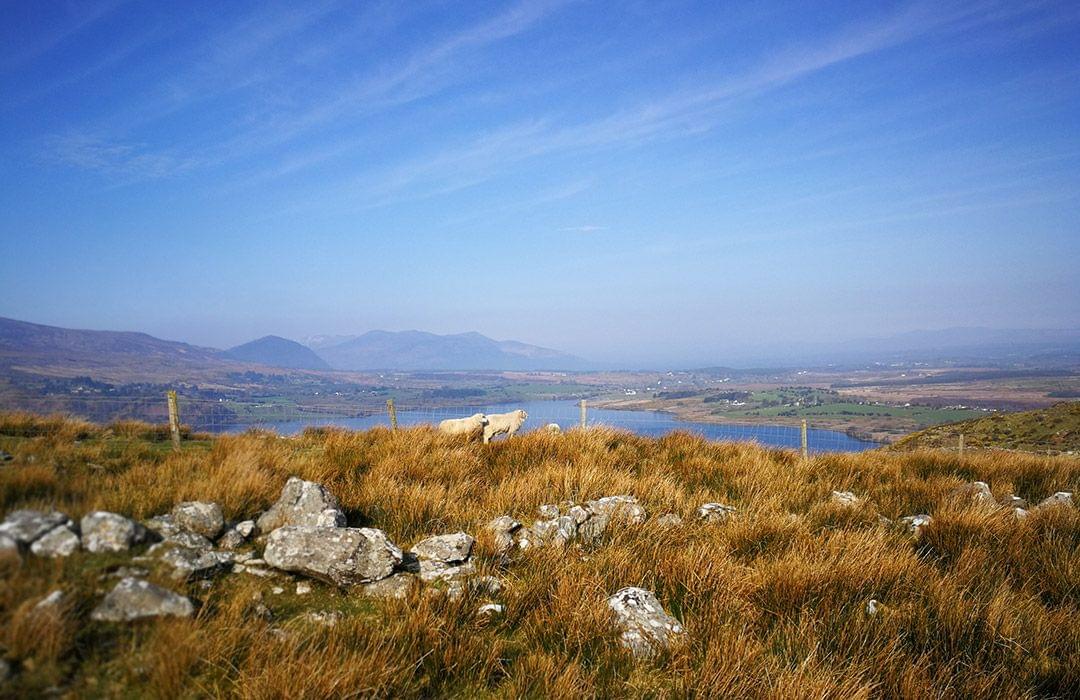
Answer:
[0,393,884,453]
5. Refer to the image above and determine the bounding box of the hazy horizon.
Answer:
[2,1,1078,367]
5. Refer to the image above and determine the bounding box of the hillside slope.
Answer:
[0,413,1077,697]
[890,401,1080,453]
[224,335,331,370]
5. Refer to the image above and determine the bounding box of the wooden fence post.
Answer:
[958,433,964,456]
[580,399,587,429]
[386,399,397,430]
[166,390,181,449]
[800,419,808,460]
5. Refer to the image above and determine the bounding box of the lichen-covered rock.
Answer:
[411,532,474,563]
[952,481,997,508]
[358,573,415,599]
[552,516,577,546]
[697,503,736,523]
[655,513,683,528]
[1036,492,1074,510]
[538,504,560,519]
[159,546,232,581]
[257,477,346,533]
[899,514,932,537]
[0,509,72,545]
[578,512,610,544]
[830,491,860,507]
[30,524,80,557]
[91,578,194,621]
[487,515,521,554]
[218,520,256,549]
[587,495,647,524]
[263,526,402,585]
[145,514,181,538]
[81,511,147,553]
[607,587,684,659]
[0,533,18,558]
[155,530,214,551]
[568,505,591,524]
[172,501,225,540]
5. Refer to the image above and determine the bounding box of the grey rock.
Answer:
[358,573,415,599]
[1000,494,1029,510]
[30,524,80,557]
[538,504,561,519]
[263,526,402,586]
[81,511,147,553]
[587,495,647,524]
[172,501,225,540]
[697,503,736,523]
[478,603,504,615]
[830,491,860,507]
[35,589,65,611]
[655,513,683,528]
[0,449,12,462]
[487,515,522,554]
[159,546,232,581]
[411,532,474,563]
[219,519,258,549]
[531,518,560,544]
[155,530,214,551]
[568,505,591,524]
[91,577,194,621]
[898,514,933,536]
[0,509,71,545]
[1036,491,1074,510]
[256,477,346,533]
[144,514,181,538]
[607,587,684,659]
[578,512,610,544]
[952,481,997,508]
[0,533,17,557]
[296,581,312,595]
[553,516,577,546]
[299,610,341,627]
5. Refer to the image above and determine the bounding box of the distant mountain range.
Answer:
[0,317,591,377]
[312,330,590,371]
[223,335,330,370]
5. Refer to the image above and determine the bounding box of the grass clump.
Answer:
[0,411,1077,697]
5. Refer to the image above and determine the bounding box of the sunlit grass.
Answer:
[0,412,1078,697]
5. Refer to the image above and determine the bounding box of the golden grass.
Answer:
[0,412,1078,698]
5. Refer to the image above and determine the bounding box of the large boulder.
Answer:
[411,532,474,563]
[91,578,194,621]
[0,509,72,545]
[263,526,402,586]
[172,501,225,540]
[81,511,147,553]
[30,524,80,558]
[607,587,685,659]
[256,478,346,533]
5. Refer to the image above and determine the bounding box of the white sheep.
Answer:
[483,409,528,443]
[438,413,488,438]
[544,423,562,434]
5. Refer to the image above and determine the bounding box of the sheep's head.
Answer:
[518,410,528,420]
[475,413,489,425]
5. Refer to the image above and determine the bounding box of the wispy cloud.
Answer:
[0,0,131,71]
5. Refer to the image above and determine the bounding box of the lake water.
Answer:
[216,399,877,453]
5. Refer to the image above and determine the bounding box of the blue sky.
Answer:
[1,0,1078,366]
